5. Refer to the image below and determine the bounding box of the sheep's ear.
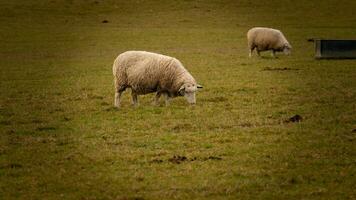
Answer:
[197,84,203,89]
[179,85,185,95]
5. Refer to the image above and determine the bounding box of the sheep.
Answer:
[247,27,292,58]
[113,51,203,108]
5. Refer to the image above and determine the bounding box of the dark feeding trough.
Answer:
[314,39,356,59]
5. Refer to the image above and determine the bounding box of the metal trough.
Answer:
[315,39,356,59]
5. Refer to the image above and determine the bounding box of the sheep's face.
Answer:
[283,44,292,55]
[184,92,196,104]
[179,83,203,105]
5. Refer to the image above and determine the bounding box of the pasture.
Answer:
[0,0,355,199]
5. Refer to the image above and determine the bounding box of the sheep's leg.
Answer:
[271,50,276,58]
[256,50,261,57]
[163,93,171,106]
[114,76,126,108]
[114,91,123,108]
[249,49,253,58]
[114,85,125,108]
[249,46,256,58]
[153,92,161,106]
[131,91,138,107]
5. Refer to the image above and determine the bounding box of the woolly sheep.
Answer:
[247,27,292,58]
[113,51,203,107]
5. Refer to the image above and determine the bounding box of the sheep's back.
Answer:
[248,27,286,50]
[117,51,178,94]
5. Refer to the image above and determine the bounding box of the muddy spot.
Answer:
[288,177,298,184]
[36,126,57,131]
[63,117,71,121]
[10,163,23,168]
[117,197,144,200]
[150,159,163,164]
[151,155,222,164]
[0,163,23,169]
[352,129,356,133]
[136,177,144,182]
[102,20,109,23]
[51,108,64,113]
[132,197,144,200]
[285,114,303,123]
[262,67,299,71]
[207,156,222,160]
[57,141,69,146]
[190,157,197,161]
[168,155,187,164]
[201,156,223,161]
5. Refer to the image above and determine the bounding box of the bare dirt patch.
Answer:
[168,155,188,164]
[151,155,223,164]
[284,115,303,123]
[262,67,300,71]
[36,126,57,131]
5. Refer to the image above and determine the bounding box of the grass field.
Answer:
[1,0,355,199]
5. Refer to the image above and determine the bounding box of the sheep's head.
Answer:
[283,43,292,55]
[179,83,203,105]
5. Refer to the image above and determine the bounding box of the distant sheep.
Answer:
[247,27,292,58]
[113,51,203,107]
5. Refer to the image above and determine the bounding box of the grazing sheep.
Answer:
[113,51,203,107]
[247,27,292,58]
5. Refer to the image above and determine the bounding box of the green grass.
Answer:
[1,0,355,199]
